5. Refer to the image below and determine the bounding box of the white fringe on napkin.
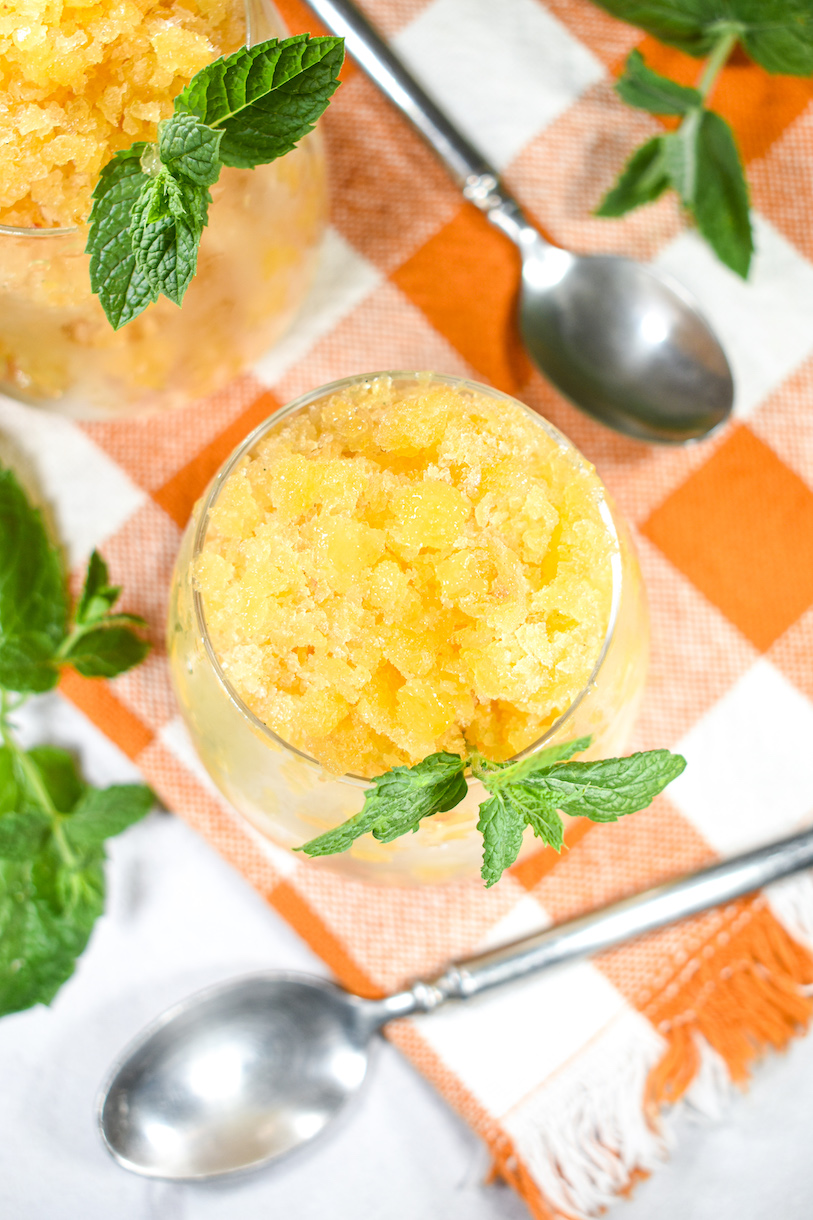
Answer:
[503,1008,737,1220]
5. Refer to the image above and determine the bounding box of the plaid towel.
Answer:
[4,1,813,1215]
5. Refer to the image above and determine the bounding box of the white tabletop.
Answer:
[3,692,813,1219]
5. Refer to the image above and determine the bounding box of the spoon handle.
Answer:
[305,0,531,238]
[307,0,492,184]
[401,826,813,1012]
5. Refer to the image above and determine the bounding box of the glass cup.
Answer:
[0,0,326,417]
[168,373,650,885]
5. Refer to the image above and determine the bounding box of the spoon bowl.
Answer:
[99,974,372,1180]
[518,241,734,443]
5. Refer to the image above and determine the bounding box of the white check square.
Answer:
[415,961,626,1116]
[668,658,813,855]
[393,0,605,171]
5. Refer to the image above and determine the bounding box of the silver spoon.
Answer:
[305,0,733,443]
[100,825,813,1179]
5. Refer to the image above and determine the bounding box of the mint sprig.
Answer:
[0,741,153,1017]
[596,40,753,277]
[0,469,149,688]
[297,736,686,887]
[86,33,343,329]
[0,466,153,1016]
[592,2,813,276]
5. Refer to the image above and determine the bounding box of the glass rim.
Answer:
[0,0,265,241]
[191,370,623,787]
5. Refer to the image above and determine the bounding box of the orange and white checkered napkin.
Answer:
[6,1,813,1215]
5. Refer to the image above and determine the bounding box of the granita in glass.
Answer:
[0,0,325,415]
[169,373,649,884]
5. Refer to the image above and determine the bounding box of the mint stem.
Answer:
[697,26,740,102]
[0,690,78,868]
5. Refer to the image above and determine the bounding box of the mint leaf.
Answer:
[63,784,154,854]
[0,812,50,861]
[0,849,104,1016]
[75,551,121,627]
[477,793,527,888]
[296,802,383,858]
[63,625,149,679]
[692,109,753,278]
[0,778,151,1015]
[741,1,813,75]
[595,136,671,217]
[158,112,223,186]
[86,148,157,330]
[532,749,686,821]
[616,49,702,114]
[23,746,85,813]
[298,751,467,856]
[0,467,67,693]
[176,33,344,169]
[129,170,209,307]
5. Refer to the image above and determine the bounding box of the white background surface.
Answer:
[3,694,813,1219]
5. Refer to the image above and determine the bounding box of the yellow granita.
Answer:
[0,0,244,228]
[196,377,616,777]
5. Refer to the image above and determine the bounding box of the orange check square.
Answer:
[642,425,813,652]
[392,204,531,396]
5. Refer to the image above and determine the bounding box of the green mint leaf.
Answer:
[616,48,702,114]
[369,753,468,843]
[129,170,209,307]
[0,845,105,1016]
[522,794,566,853]
[0,811,50,861]
[692,109,753,278]
[477,793,526,888]
[175,33,344,169]
[86,147,157,330]
[738,1,813,76]
[530,749,686,822]
[0,467,67,693]
[63,625,150,679]
[75,550,121,626]
[297,751,467,856]
[0,636,60,695]
[63,784,153,855]
[0,859,73,1014]
[23,746,85,814]
[595,136,671,217]
[158,112,223,186]
[296,802,383,857]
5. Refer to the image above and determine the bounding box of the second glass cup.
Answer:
[168,372,649,885]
